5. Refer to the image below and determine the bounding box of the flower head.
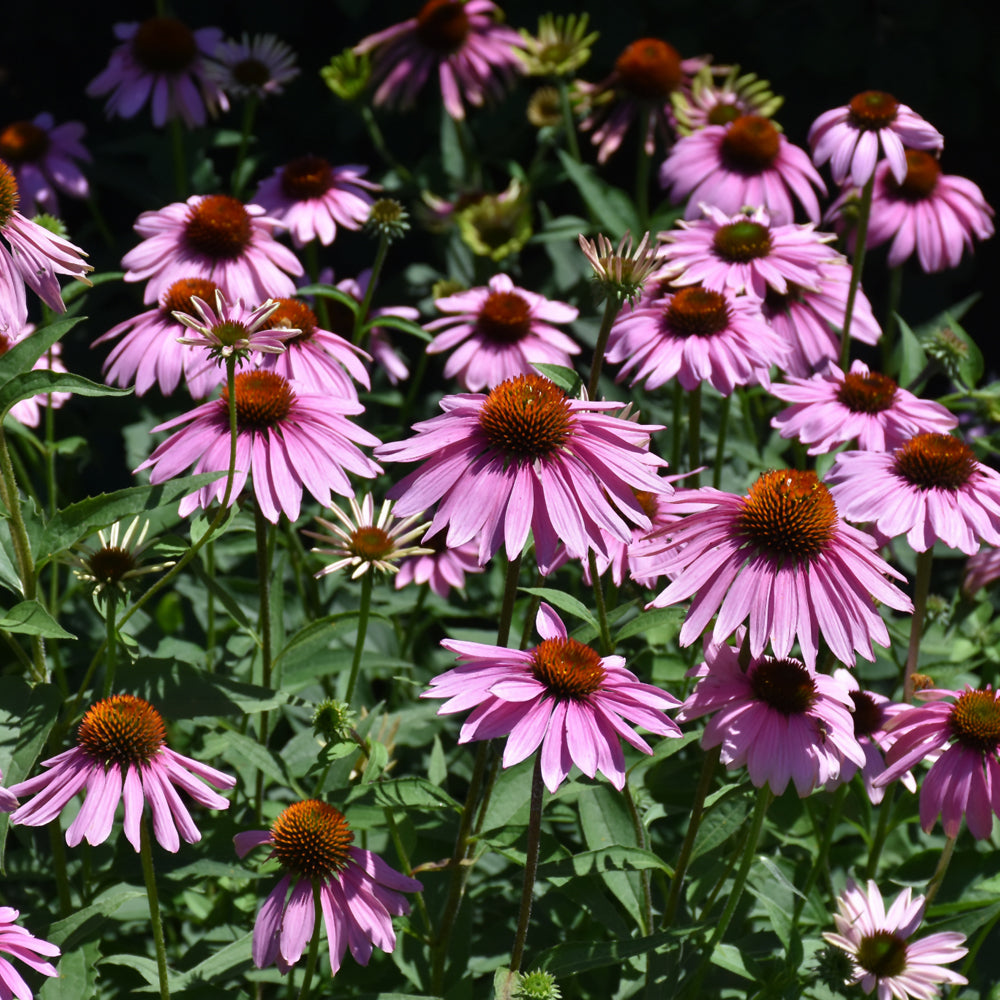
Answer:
[0,158,92,333]
[771,360,957,455]
[86,17,228,128]
[306,495,431,579]
[828,432,1000,554]
[877,686,1000,838]
[677,632,863,795]
[660,115,827,225]
[0,114,90,216]
[70,517,175,603]
[0,908,60,996]
[367,198,410,242]
[93,277,227,398]
[578,231,660,306]
[670,64,783,137]
[830,150,994,273]
[424,603,682,792]
[646,470,913,666]
[235,800,421,974]
[963,545,1000,595]
[426,273,579,391]
[121,193,303,307]
[138,369,380,524]
[823,879,967,999]
[605,282,789,395]
[210,33,299,100]
[456,180,531,261]
[377,373,667,570]
[354,0,524,121]
[9,694,235,851]
[517,13,598,77]
[253,158,379,247]
[808,90,943,188]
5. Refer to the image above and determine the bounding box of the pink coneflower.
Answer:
[577,37,704,164]
[823,879,967,1000]
[0,159,92,333]
[377,373,667,569]
[0,114,90,216]
[86,17,228,129]
[658,205,839,300]
[659,115,827,225]
[761,261,881,377]
[121,194,303,307]
[394,534,483,597]
[209,33,299,100]
[425,273,580,391]
[670,64,783,137]
[253,158,380,247]
[0,323,71,427]
[257,297,371,398]
[138,369,380,523]
[677,631,863,795]
[770,360,957,455]
[831,668,915,805]
[9,694,235,852]
[424,603,682,791]
[963,545,1000,595]
[0,770,16,813]
[354,0,524,122]
[829,151,994,273]
[646,469,913,667]
[94,277,226,398]
[808,90,943,188]
[605,283,789,395]
[0,908,60,995]
[235,799,422,974]
[827,432,1000,554]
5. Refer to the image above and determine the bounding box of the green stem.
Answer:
[509,755,545,973]
[904,550,933,701]
[713,394,730,490]
[556,78,581,161]
[882,264,903,372]
[49,824,72,917]
[588,551,613,655]
[865,784,896,879]
[344,573,373,706]
[232,95,259,198]
[384,807,432,937]
[623,783,652,936]
[294,888,323,1000]
[671,383,683,473]
[205,540,216,671]
[688,384,702,489]
[663,745,720,927]
[496,553,522,649]
[634,106,652,228]
[140,818,171,1000]
[839,173,875,368]
[361,105,413,183]
[253,504,275,824]
[169,118,188,200]
[924,834,956,909]
[400,583,429,661]
[587,296,622,400]
[102,590,118,698]
[354,237,390,345]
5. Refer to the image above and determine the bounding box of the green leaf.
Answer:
[614,607,683,645]
[365,776,460,811]
[531,363,582,395]
[0,315,81,384]
[577,784,642,924]
[363,314,432,342]
[518,587,598,630]
[295,285,360,314]
[710,942,756,981]
[540,846,671,883]
[39,941,101,1000]
[45,889,147,949]
[896,315,927,387]
[0,600,75,638]
[537,929,675,976]
[0,371,131,417]
[168,932,253,990]
[691,785,751,860]
[557,149,640,237]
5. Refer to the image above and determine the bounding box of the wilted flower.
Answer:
[456,180,532,261]
[70,517,175,601]
[320,48,372,102]
[173,291,295,366]
[210,33,299,100]
[578,231,659,305]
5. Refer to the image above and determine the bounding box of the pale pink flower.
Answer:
[138,369,380,524]
[963,546,1000,595]
[121,194,302,307]
[253,159,379,247]
[354,0,524,121]
[0,114,90,216]
[235,800,421,974]
[670,63,783,137]
[808,90,943,188]
[646,470,913,667]
[658,204,839,300]
[823,879,967,1000]
[771,360,957,455]
[209,33,299,100]
[0,159,92,334]
[377,373,667,570]
[605,282,789,395]
[677,631,863,795]
[394,535,483,597]
[0,770,16,813]
[829,150,994,273]
[9,694,235,852]
[0,908,60,997]
[828,432,1000,554]
[424,603,682,792]
[426,273,579,391]
[659,115,827,225]
[93,277,226,398]
[87,17,228,128]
